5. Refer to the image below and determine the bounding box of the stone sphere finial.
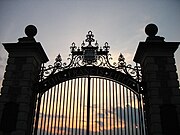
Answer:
[25,25,37,38]
[145,23,158,37]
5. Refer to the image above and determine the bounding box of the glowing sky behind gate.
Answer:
[0,0,180,87]
[36,77,141,134]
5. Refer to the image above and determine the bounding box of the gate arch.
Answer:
[33,31,146,135]
[38,66,139,93]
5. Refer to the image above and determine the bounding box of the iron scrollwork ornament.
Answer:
[40,31,142,81]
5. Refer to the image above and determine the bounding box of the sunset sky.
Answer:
[0,1,180,134]
[0,0,180,88]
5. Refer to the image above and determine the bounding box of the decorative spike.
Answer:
[55,54,62,62]
[103,42,110,51]
[81,41,85,46]
[95,40,98,46]
[85,31,95,45]
[70,42,77,52]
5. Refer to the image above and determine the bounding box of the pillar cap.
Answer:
[133,42,179,64]
[3,42,49,63]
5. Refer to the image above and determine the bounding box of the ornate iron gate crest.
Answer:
[40,31,141,82]
[34,31,145,135]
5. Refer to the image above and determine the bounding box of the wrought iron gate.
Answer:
[32,31,146,135]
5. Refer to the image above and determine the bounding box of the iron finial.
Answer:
[85,31,95,45]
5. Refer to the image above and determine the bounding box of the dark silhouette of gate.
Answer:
[1,23,179,135]
[32,31,146,135]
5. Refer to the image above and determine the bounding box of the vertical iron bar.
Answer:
[75,78,80,134]
[42,91,49,135]
[67,79,73,134]
[54,84,60,135]
[115,82,119,135]
[106,79,108,135]
[136,82,143,135]
[39,93,46,135]
[34,93,42,135]
[79,78,83,135]
[134,94,138,135]
[50,85,56,134]
[109,80,112,135]
[140,95,145,135]
[138,94,144,135]
[99,78,101,135]
[58,82,65,134]
[87,76,91,135]
[127,88,130,135]
[57,83,63,135]
[72,79,77,135]
[95,78,98,135]
[82,78,86,135]
[46,88,53,135]
[119,85,122,135]
[102,78,105,135]
[61,81,69,134]
[112,82,115,135]
[137,95,142,135]
[53,84,60,135]
[122,86,127,135]
[130,91,134,135]
[54,84,59,135]
[92,78,94,135]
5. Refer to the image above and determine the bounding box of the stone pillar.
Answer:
[0,25,48,135]
[134,24,180,135]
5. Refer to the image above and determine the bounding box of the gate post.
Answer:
[134,24,180,135]
[0,25,48,135]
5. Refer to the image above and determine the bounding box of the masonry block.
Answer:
[165,64,177,71]
[16,95,30,104]
[7,57,15,64]
[167,80,179,87]
[150,97,163,104]
[2,80,12,86]
[5,64,16,71]
[0,86,9,94]
[16,121,27,130]
[0,95,9,103]
[167,57,175,64]
[149,105,160,114]
[11,130,26,135]
[150,114,161,122]
[19,103,30,112]
[148,88,159,96]
[145,64,158,72]
[146,73,157,80]
[148,82,161,88]
[22,64,36,71]
[169,72,178,79]
[17,112,29,121]
[144,57,155,64]
[149,123,162,134]
[21,87,32,96]
[171,96,180,104]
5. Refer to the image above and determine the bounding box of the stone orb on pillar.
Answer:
[145,23,158,37]
[25,25,37,38]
